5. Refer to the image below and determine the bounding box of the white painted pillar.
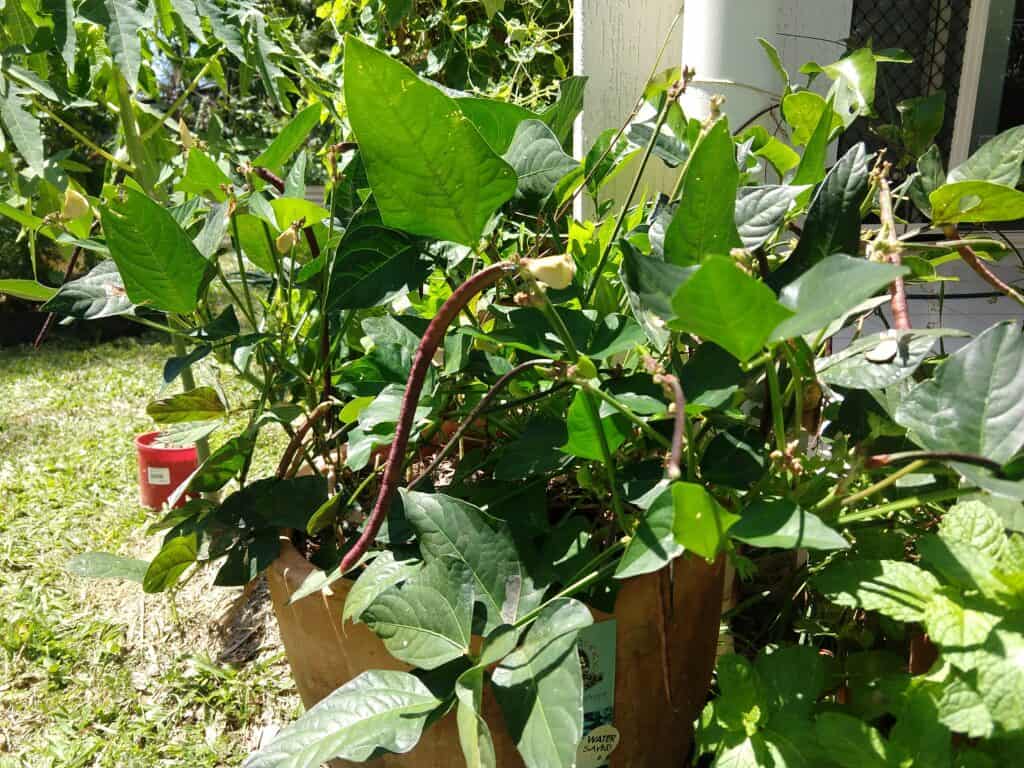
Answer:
[573,0,684,215]
[680,0,782,126]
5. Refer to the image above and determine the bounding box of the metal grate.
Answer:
[839,0,973,161]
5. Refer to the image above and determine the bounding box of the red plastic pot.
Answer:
[134,431,198,510]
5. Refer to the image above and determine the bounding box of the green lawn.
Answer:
[0,334,299,768]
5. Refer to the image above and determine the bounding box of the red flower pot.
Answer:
[134,431,198,510]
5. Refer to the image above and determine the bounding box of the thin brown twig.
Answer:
[876,166,911,330]
[276,401,334,480]
[943,225,1024,308]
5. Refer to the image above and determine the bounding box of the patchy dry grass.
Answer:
[0,335,300,768]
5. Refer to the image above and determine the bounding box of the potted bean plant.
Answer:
[10,33,1024,768]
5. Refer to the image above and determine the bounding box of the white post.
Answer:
[573,0,684,215]
[950,0,992,167]
[680,0,782,126]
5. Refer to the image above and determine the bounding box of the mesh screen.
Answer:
[839,0,973,160]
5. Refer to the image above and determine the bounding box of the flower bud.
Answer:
[275,227,298,254]
[61,188,90,220]
[178,118,195,150]
[573,355,598,380]
[523,253,575,290]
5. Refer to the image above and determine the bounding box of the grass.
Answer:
[0,333,299,767]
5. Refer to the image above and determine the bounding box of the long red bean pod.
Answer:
[337,261,517,573]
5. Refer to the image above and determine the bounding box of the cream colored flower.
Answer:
[275,227,298,254]
[523,253,575,290]
[178,118,195,149]
[61,187,90,220]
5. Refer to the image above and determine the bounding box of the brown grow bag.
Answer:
[268,539,725,767]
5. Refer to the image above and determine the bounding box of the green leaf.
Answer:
[270,198,328,231]
[615,485,684,579]
[0,79,44,176]
[67,552,148,583]
[163,345,212,388]
[669,255,793,361]
[0,278,56,302]
[895,322,1024,464]
[190,433,254,493]
[143,535,198,593]
[735,185,804,250]
[177,149,232,201]
[813,713,888,768]
[823,47,878,127]
[755,646,825,717]
[816,329,966,390]
[101,188,211,314]
[898,93,946,159]
[940,500,1009,561]
[243,670,440,768]
[219,476,327,530]
[917,536,1009,602]
[503,119,579,200]
[253,103,322,174]
[909,144,945,216]
[234,214,276,273]
[771,143,871,288]
[671,482,740,561]
[105,0,147,89]
[770,254,906,341]
[492,599,592,768]
[214,530,282,587]
[44,0,78,67]
[664,118,742,266]
[782,91,841,146]
[480,0,504,19]
[759,37,790,90]
[364,559,473,670]
[929,180,1024,224]
[343,551,422,622]
[791,96,835,186]
[457,97,536,154]
[813,559,940,622]
[147,387,226,423]
[343,36,516,245]
[948,125,1024,186]
[41,261,134,319]
[682,342,745,412]
[539,76,587,146]
[399,489,544,633]
[561,389,628,461]
[619,240,696,349]
[455,666,496,768]
[731,499,849,550]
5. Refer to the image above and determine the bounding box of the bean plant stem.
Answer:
[582,383,671,449]
[764,354,787,455]
[838,487,979,524]
[839,459,928,508]
[169,316,210,463]
[514,560,619,629]
[943,225,1024,307]
[140,51,224,141]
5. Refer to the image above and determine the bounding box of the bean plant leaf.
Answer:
[823,47,878,127]
[770,254,906,341]
[814,713,888,768]
[343,551,422,622]
[792,97,835,186]
[178,149,233,201]
[772,143,871,288]
[948,125,1024,186]
[619,240,696,349]
[672,482,740,561]
[456,97,535,154]
[105,0,147,89]
[735,185,804,250]
[491,599,592,768]
[253,103,322,173]
[143,534,198,593]
[895,322,1024,464]
[816,329,967,390]
[929,180,1024,224]
[939,500,1008,561]
[664,118,742,266]
[909,144,945,216]
[616,484,684,579]
[898,92,946,159]
[813,559,940,622]
[0,80,45,176]
[731,499,849,550]
[0,279,56,302]
[782,91,841,146]
[669,255,793,361]
[243,670,440,768]
[502,119,579,200]
[67,552,149,583]
[399,489,544,633]
[455,666,496,768]
[561,389,628,461]
[147,387,227,423]
[344,36,516,245]
[190,432,254,493]
[539,76,587,146]
[101,188,211,314]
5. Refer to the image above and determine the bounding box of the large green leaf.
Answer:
[67,552,149,583]
[363,559,473,670]
[41,261,134,319]
[909,144,945,216]
[664,118,742,266]
[895,322,1024,464]
[816,329,966,390]
[101,188,211,314]
[105,0,147,88]
[244,670,440,768]
[669,255,792,361]
[813,559,940,622]
[619,240,696,349]
[326,211,427,310]
[147,387,226,423]
[929,180,1024,224]
[770,254,906,341]
[813,713,888,768]
[457,97,536,154]
[44,0,78,67]
[672,482,740,561]
[948,125,1024,186]
[0,79,44,176]
[502,119,579,200]
[218,476,327,530]
[143,534,198,593]
[731,499,848,551]
[177,149,233,201]
[791,97,834,186]
[491,599,591,768]
[898,92,946,159]
[539,76,587,146]
[399,489,544,633]
[823,47,878,127]
[561,390,628,461]
[0,279,56,302]
[735,185,805,250]
[782,91,841,146]
[616,484,684,579]
[342,554,421,623]
[771,143,871,287]
[189,432,254,493]
[253,103,322,173]
[343,36,516,245]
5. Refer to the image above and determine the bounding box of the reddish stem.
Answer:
[944,225,1024,308]
[878,175,911,331]
[337,262,516,573]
